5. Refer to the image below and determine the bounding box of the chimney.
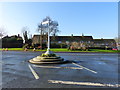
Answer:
[18,34,20,37]
[82,33,84,36]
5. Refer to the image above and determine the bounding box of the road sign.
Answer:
[41,21,49,25]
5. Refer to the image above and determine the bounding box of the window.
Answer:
[66,41,69,44]
[80,41,83,43]
[58,41,62,43]
[88,41,90,43]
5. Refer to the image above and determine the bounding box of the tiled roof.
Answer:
[33,35,93,40]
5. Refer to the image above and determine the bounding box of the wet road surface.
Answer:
[2,51,119,88]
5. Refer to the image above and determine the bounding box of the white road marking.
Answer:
[28,64,39,79]
[72,62,97,74]
[33,65,83,70]
[48,80,119,88]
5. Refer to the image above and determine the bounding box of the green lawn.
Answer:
[88,49,120,53]
[0,48,23,51]
[49,48,69,52]
[1,48,120,53]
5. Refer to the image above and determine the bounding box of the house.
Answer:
[2,34,23,48]
[92,38,117,49]
[32,34,117,49]
[32,34,94,48]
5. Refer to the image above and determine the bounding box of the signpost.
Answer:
[41,17,53,55]
[29,17,67,64]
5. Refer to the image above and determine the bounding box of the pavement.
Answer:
[2,51,119,88]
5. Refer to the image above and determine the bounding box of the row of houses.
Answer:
[1,34,117,49]
[32,34,117,49]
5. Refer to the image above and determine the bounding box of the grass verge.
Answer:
[0,48,120,53]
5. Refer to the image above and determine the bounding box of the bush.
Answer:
[50,43,61,48]
[50,43,67,48]
[22,44,29,49]
[41,53,56,57]
[70,46,89,51]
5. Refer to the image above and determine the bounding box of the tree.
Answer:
[114,37,120,45]
[38,23,45,49]
[22,26,30,44]
[0,27,7,38]
[37,16,60,49]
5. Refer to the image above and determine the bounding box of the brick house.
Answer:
[93,39,116,49]
[32,34,117,49]
[32,34,93,48]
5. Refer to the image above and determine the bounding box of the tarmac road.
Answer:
[2,51,119,88]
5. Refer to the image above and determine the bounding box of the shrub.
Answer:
[22,44,29,49]
[41,53,56,57]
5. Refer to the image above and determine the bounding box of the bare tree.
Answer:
[0,27,7,38]
[37,16,60,49]
[38,24,44,49]
[21,26,30,44]
[114,37,120,45]
[49,21,60,36]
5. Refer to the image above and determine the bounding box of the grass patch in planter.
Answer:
[41,53,57,57]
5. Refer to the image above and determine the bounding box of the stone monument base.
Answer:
[29,55,68,64]
[29,50,68,64]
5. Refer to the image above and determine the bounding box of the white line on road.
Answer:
[28,64,39,80]
[48,80,119,88]
[72,62,97,74]
[33,65,83,70]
